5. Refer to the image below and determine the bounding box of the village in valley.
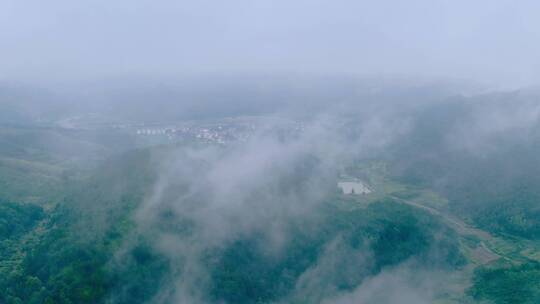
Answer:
[53,113,305,145]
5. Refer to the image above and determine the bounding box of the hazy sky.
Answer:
[2,0,540,86]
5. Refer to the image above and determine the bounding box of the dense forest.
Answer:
[3,0,540,302]
[0,82,540,303]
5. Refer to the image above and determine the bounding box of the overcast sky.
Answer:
[2,0,540,86]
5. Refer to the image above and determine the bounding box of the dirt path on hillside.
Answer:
[391,196,501,264]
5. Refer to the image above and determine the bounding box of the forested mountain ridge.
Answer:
[0,84,540,303]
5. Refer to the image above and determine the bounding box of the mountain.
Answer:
[0,81,539,303]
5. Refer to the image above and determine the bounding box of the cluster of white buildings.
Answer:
[337,179,372,195]
[134,124,255,144]
[133,119,305,145]
[136,128,169,135]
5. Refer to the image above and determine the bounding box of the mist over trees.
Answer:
[1,76,540,303]
[2,1,540,303]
